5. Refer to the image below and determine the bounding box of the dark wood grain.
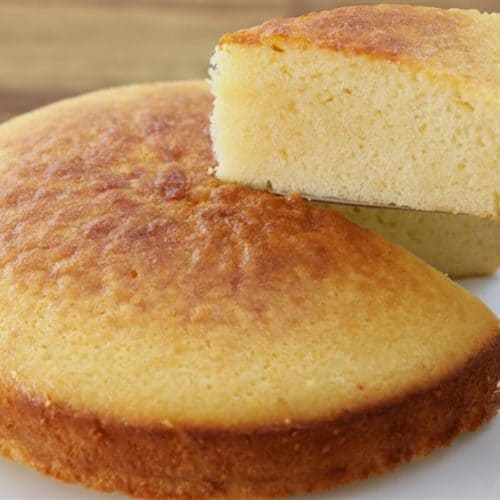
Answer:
[0,0,498,122]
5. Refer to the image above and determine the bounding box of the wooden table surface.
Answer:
[0,0,498,123]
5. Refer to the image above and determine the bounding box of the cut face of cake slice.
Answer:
[312,203,500,278]
[210,4,500,218]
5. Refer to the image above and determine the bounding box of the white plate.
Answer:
[1,274,499,499]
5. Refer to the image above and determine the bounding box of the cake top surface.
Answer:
[219,4,500,90]
[0,82,497,428]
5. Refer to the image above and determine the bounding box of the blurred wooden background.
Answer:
[0,0,498,123]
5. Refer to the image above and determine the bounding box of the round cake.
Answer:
[0,81,498,498]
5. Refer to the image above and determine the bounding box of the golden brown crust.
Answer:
[0,81,382,325]
[219,4,500,88]
[0,335,498,498]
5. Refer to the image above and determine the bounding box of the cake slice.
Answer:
[0,82,498,498]
[313,203,500,278]
[210,4,500,218]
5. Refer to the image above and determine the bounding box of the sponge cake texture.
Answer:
[0,81,498,498]
[211,5,500,217]
[315,203,500,278]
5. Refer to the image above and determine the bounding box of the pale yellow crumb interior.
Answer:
[211,46,500,217]
[314,203,500,278]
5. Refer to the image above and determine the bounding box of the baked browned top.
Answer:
[219,4,500,88]
[0,82,386,326]
[0,82,497,428]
